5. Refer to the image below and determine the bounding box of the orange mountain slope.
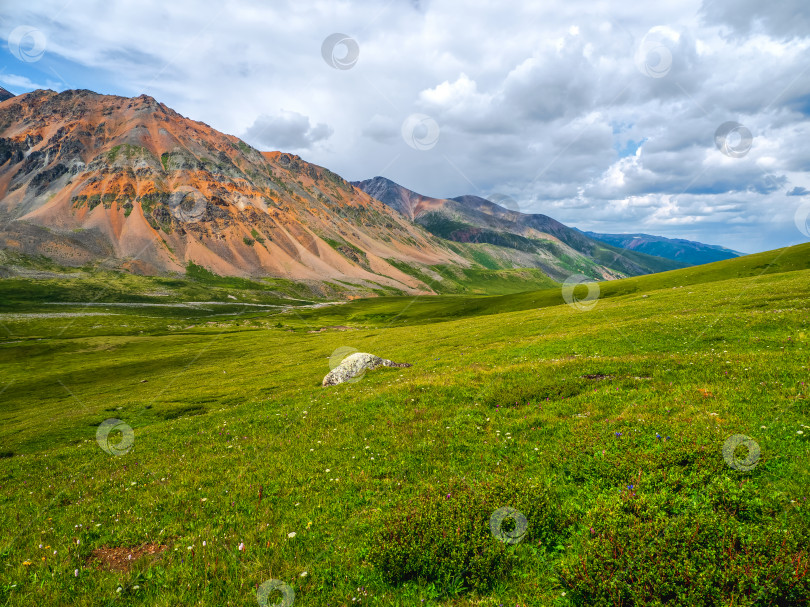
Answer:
[0,89,464,293]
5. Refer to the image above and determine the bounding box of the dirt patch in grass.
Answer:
[86,543,168,572]
[581,374,614,380]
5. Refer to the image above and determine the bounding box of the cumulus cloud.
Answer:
[1,0,809,252]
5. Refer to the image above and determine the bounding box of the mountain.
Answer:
[353,176,688,281]
[580,231,745,266]
[0,89,470,295]
[0,88,14,102]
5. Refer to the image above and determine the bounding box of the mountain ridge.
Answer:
[353,176,689,281]
[580,230,745,266]
[0,89,469,296]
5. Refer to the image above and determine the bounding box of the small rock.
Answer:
[322,352,412,386]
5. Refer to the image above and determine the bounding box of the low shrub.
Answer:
[560,475,810,605]
[368,475,565,595]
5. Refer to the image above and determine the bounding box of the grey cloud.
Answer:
[242,111,333,151]
[701,0,810,40]
[361,115,399,143]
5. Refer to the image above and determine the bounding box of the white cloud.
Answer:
[0,72,60,91]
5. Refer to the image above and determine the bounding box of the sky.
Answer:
[1,0,810,254]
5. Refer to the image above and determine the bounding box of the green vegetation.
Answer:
[417,212,474,239]
[293,242,810,327]
[589,242,689,275]
[0,243,808,605]
[370,476,564,594]
[321,237,363,256]
[418,212,550,256]
[183,262,260,290]
[385,259,558,295]
[138,192,170,216]
[467,247,503,270]
[106,144,152,164]
[321,237,370,268]
[0,255,319,315]
[415,212,685,277]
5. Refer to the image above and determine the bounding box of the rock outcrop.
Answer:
[322,352,411,386]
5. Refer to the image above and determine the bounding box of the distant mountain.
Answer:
[581,231,745,266]
[0,89,469,295]
[0,88,14,102]
[353,176,688,281]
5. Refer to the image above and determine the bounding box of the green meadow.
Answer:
[1,244,809,606]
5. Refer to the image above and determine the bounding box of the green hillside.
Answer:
[287,242,810,328]
[0,242,808,605]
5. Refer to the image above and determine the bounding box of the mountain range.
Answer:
[580,231,745,266]
[0,88,742,297]
[353,176,688,281]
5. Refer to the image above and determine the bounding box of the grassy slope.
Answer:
[0,243,808,605]
[287,242,810,327]
[384,259,559,295]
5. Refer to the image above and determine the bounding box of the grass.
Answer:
[288,242,810,328]
[383,261,559,296]
[0,243,808,605]
[0,254,320,314]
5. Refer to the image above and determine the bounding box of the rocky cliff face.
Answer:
[0,89,464,293]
